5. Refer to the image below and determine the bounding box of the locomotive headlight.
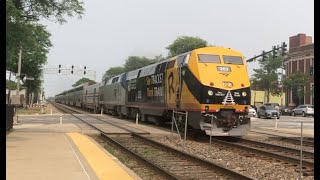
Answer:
[227,82,233,88]
[208,90,214,96]
[242,92,247,97]
[223,81,233,88]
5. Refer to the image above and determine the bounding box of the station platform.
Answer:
[6,123,141,180]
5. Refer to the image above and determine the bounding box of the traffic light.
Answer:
[71,65,74,74]
[84,66,86,75]
[281,42,287,56]
[262,51,266,61]
[310,66,314,75]
[58,65,61,73]
[272,46,277,58]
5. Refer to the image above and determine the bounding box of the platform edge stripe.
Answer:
[67,132,134,180]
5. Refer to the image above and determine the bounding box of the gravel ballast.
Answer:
[150,136,314,180]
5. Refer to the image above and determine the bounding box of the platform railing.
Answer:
[171,110,188,150]
[6,105,14,131]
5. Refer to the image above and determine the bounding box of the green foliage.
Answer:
[124,56,159,71]
[166,36,208,57]
[103,66,125,81]
[153,54,166,62]
[72,78,96,87]
[251,53,283,102]
[283,71,309,90]
[11,0,85,23]
[103,35,209,79]
[283,72,309,104]
[6,79,21,90]
[6,0,85,95]
[103,55,164,81]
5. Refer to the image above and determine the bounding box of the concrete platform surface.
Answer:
[6,131,141,180]
[6,131,96,180]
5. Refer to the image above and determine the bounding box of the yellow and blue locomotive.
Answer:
[55,46,251,136]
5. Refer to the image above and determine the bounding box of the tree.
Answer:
[283,72,309,105]
[72,78,96,87]
[103,66,125,81]
[166,36,208,57]
[153,54,166,62]
[6,0,85,98]
[124,56,158,71]
[6,80,25,90]
[251,53,283,103]
[9,0,85,23]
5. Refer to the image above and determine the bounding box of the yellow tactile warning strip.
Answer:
[67,133,134,180]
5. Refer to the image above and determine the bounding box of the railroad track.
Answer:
[250,130,314,148]
[210,137,314,176]
[51,102,255,179]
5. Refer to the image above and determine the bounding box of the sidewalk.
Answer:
[6,119,141,180]
[6,131,96,180]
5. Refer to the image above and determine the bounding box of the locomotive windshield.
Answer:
[223,55,243,65]
[198,54,221,63]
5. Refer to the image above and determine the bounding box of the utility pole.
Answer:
[7,71,12,104]
[16,47,22,96]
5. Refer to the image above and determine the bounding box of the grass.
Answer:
[15,106,52,115]
[16,107,41,115]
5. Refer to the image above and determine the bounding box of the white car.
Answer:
[248,107,257,117]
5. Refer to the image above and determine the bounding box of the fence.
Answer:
[6,105,14,131]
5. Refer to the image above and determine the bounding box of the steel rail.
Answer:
[210,138,314,169]
[52,102,255,180]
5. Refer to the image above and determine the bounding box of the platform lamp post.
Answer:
[311,85,314,105]
[23,76,35,107]
[251,81,256,106]
[7,70,13,105]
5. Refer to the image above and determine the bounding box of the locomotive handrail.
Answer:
[171,110,189,150]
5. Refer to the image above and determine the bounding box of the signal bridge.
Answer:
[42,64,97,81]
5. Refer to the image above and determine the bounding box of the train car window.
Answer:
[183,53,191,65]
[223,55,244,65]
[177,55,186,67]
[198,54,221,63]
[166,60,176,69]
[127,69,139,80]
[112,77,119,83]
[156,62,168,73]
[137,70,141,77]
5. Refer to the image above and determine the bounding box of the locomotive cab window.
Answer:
[223,56,244,65]
[198,54,221,63]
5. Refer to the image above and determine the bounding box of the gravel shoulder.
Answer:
[149,135,314,180]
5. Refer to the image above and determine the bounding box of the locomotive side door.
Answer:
[165,59,178,109]
[176,53,190,108]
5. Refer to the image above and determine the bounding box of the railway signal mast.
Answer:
[246,42,287,62]
[246,42,288,106]
[43,65,96,81]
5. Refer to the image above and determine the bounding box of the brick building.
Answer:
[284,33,314,106]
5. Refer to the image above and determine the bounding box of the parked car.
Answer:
[248,106,257,117]
[257,105,280,119]
[264,103,280,109]
[291,105,314,117]
[251,105,258,112]
[279,106,292,116]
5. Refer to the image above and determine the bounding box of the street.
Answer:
[251,115,314,130]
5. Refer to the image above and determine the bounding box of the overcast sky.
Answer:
[37,0,313,97]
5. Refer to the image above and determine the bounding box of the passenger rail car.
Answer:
[55,46,251,136]
[99,73,127,115]
[83,82,101,112]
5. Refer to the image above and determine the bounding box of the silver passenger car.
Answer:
[291,104,314,117]
[99,73,127,115]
